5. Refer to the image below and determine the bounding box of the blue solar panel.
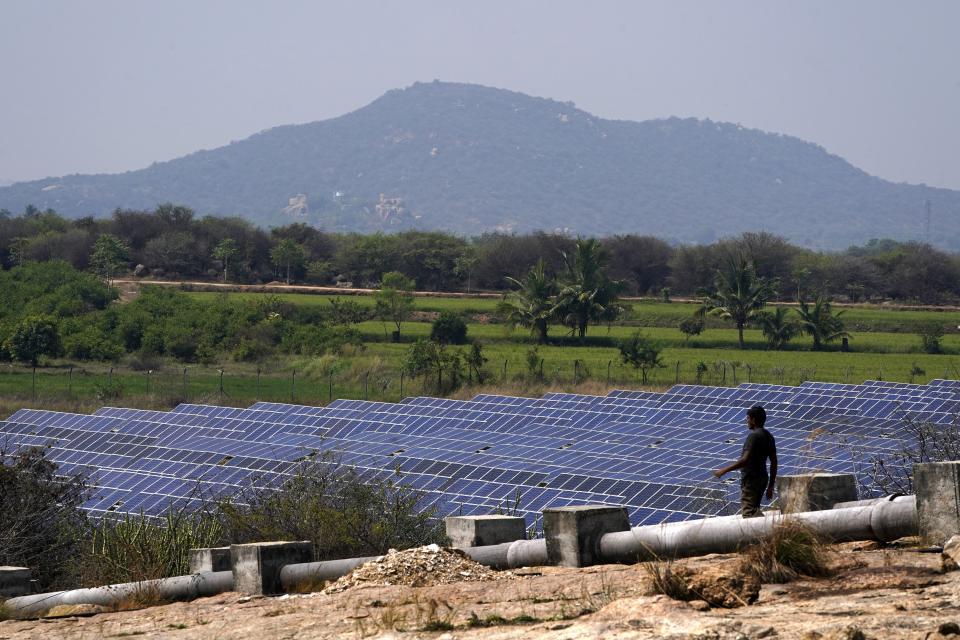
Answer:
[2,378,954,526]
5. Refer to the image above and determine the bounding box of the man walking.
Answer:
[713,405,777,517]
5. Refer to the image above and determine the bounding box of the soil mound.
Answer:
[322,544,515,593]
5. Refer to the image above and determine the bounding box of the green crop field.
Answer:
[3,289,959,419]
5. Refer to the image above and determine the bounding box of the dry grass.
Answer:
[642,560,692,600]
[739,519,832,583]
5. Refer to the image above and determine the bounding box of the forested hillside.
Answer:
[2,81,959,249]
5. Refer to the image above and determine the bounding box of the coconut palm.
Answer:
[553,238,624,341]
[699,254,775,349]
[497,259,556,344]
[796,296,850,351]
[756,307,799,350]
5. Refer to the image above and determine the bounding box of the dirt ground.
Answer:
[2,544,957,640]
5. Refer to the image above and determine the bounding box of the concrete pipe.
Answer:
[598,495,917,564]
[279,556,377,590]
[462,538,548,570]
[5,570,234,618]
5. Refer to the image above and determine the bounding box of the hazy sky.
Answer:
[1,1,958,189]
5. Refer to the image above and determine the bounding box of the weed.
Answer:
[167,623,189,629]
[643,560,691,600]
[739,519,831,583]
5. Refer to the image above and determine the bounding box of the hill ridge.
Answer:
[2,80,958,250]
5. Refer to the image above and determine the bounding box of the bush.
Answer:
[430,311,468,345]
[75,508,223,587]
[738,520,830,583]
[920,322,945,354]
[62,326,123,361]
[0,447,89,590]
[216,457,445,561]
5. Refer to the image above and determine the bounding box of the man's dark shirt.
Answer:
[741,427,776,485]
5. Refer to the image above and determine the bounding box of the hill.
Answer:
[2,81,959,249]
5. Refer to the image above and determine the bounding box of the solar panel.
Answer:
[1,378,948,528]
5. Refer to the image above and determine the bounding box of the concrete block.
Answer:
[230,541,313,595]
[915,462,960,545]
[777,473,859,514]
[445,515,527,549]
[189,546,232,573]
[544,505,630,568]
[0,566,31,598]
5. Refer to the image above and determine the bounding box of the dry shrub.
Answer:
[739,519,831,583]
[643,560,691,600]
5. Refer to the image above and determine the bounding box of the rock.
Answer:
[322,545,516,594]
[45,604,106,618]
[800,633,823,640]
[942,536,960,572]
[939,622,960,636]
[823,626,867,640]
[684,565,761,609]
[689,600,711,611]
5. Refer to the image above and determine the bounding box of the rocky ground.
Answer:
[2,542,958,640]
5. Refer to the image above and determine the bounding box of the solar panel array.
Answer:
[2,379,956,529]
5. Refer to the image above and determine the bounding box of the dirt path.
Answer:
[3,546,956,640]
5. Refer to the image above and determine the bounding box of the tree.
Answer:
[699,254,775,349]
[430,311,468,345]
[678,316,705,343]
[374,271,415,341]
[90,234,130,282]
[453,251,478,293]
[403,339,464,394]
[212,238,240,282]
[8,236,28,268]
[554,238,624,341]
[618,331,664,384]
[796,296,850,351]
[464,341,488,383]
[756,307,799,350]
[270,239,306,284]
[920,322,945,355]
[6,315,61,366]
[497,259,556,344]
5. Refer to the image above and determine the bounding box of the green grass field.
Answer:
[185,291,960,333]
[3,289,959,419]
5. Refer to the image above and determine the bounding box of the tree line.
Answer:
[3,204,960,303]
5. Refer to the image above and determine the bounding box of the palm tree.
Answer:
[497,259,556,344]
[756,307,799,350]
[699,254,775,349]
[553,238,624,341]
[796,296,850,351]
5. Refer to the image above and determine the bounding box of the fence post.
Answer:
[746,364,752,383]
[503,359,507,381]
[291,369,296,402]
[32,366,36,402]
[573,360,578,385]
[183,368,189,400]
[722,362,727,385]
[328,371,333,403]
[146,369,152,396]
[108,366,113,387]
[364,372,369,401]
[69,365,74,397]
[675,361,680,384]
[218,369,224,403]
[540,358,544,380]
[607,360,612,386]
[255,367,261,401]
[400,371,404,398]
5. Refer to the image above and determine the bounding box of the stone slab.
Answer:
[915,462,960,545]
[189,546,232,573]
